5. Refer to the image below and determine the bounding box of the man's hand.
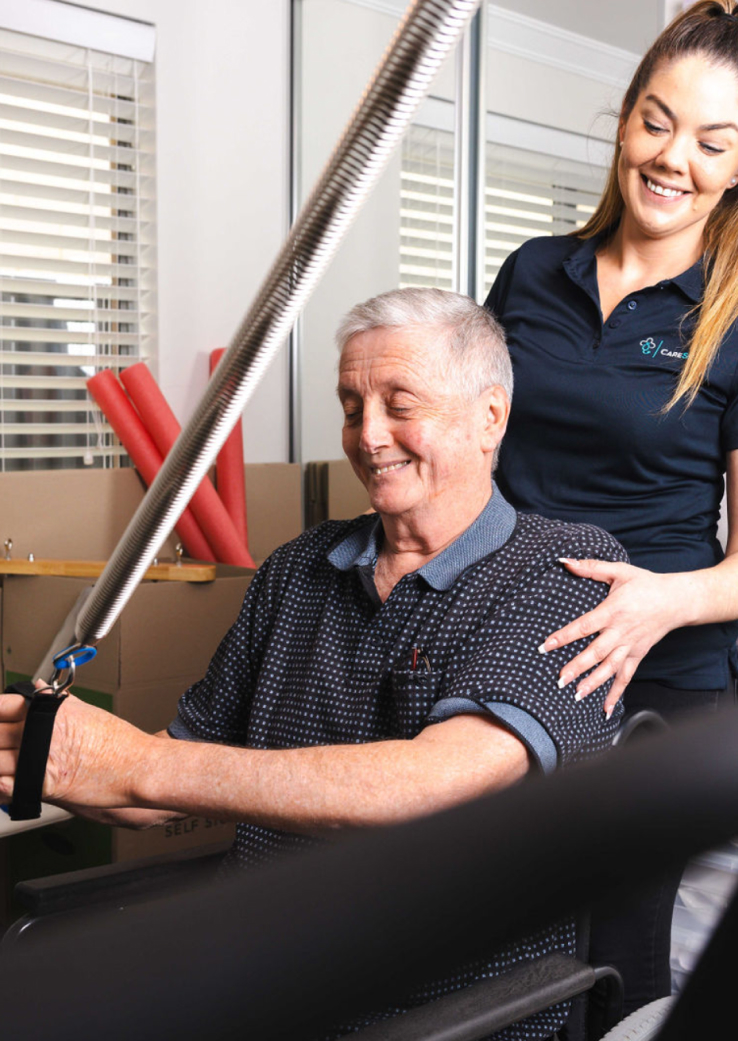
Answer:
[0,687,154,811]
[538,560,682,711]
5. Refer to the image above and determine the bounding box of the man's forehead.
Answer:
[339,323,448,371]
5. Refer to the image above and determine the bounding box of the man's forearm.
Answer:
[62,730,187,829]
[63,805,185,829]
[1,694,528,832]
[134,715,529,833]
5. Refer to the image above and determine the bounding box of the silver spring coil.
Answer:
[73,0,482,651]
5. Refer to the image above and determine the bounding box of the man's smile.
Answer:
[368,460,411,475]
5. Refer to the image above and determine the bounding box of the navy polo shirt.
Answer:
[170,487,626,1040]
[485,232,738,689]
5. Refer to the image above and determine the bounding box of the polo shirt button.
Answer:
[609,318,621,328]
[627,300,637,310]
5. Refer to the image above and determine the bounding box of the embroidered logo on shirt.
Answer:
[640,337,688,361]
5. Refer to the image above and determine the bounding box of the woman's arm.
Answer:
[539,450,738,711]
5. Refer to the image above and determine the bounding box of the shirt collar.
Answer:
[562,230,600,286]
[670,258,704,303]
[563,226,705,304]
[328,483,517,591]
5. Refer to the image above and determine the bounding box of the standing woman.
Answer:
[484,0,738,1025]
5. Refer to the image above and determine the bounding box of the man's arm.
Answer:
[45,729,186,830]
[0,693,528,832]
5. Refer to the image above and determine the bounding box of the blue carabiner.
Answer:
[50,644,97,694]
[53,644,97,671]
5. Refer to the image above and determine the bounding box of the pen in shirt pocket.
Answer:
[411,647,432,673]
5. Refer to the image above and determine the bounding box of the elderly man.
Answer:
[0,288,625,1039]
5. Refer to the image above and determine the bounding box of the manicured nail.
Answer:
[605,706,614,720]
[557,676,568,689]
[574,690,585,702]
[558,557,575,565]
[538,642,547,654]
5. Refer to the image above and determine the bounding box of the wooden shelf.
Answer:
[0,559,216,583]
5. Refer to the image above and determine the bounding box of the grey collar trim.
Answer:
[328,483,517,589]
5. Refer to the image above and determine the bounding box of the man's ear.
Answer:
[480,385,510,455]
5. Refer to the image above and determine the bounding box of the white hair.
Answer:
[336,287,513,403]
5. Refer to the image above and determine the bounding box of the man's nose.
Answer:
[358,405,392,453]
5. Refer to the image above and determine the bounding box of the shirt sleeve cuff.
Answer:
[426,697,558,774]
[167,714,199,741]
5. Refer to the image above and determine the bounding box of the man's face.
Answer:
[338,325,500,527]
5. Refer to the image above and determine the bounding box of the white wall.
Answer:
[68,0,292,463]
[493,0,661,53]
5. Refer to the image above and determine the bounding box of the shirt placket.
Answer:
[563,257,604,360]
[348,574,425,734]
[600,294,642,360]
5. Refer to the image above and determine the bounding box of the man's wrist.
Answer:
[129,730,175,810]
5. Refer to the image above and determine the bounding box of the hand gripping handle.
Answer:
[4,682,67,820]
[3,644,95,821]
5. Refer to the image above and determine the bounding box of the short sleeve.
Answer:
[428,696,557,773]
[429,528,629,767]
[168,556,277,745]
[720,343,738,453]
[483,248,519,321]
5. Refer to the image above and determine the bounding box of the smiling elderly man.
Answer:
[0,288,626,1040]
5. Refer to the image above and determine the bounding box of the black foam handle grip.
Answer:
[5,682,67,821]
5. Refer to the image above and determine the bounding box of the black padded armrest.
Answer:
[350,953,620,1041]
[13,840,231,918]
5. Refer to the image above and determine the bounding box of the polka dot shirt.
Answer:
[169,486,627,1039]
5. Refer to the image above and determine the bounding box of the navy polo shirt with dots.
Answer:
[485,231,738,690]
[170,486,626,1040]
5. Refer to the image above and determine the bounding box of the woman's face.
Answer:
[619,54,738,249]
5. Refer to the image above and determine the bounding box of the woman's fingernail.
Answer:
[605,706,614,720]
[538,643,547,654]
[574,690,585,702]
[557,676,569,689]
[558,557,575,565]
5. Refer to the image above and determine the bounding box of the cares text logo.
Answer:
[640,337,688,362]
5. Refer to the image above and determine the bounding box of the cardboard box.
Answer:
[2,568,250,862]
[2,569,251,722]
[0,462,303,872]
[112,815,234,862]
[244,462,303,561]
[0,462,303,567]
[305,459,370,527]
[0,468,179,562]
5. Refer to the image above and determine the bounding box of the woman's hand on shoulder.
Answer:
[540,560,685,713]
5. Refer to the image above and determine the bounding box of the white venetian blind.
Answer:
[400,122,606,292]
[0,16,155,470]
[400,124,454,290]
[484,141,604,287]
